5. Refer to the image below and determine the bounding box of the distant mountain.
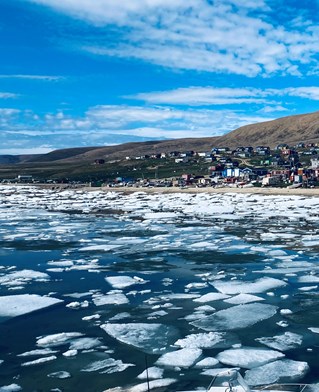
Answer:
[216,110,319,148]
[2,110,319,165]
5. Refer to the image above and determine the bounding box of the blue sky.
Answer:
[1,0,319,154]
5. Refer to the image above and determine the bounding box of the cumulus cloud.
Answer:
[0,92,18,99]
[27,0,319,76]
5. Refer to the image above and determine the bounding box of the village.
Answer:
[8,141,319,189]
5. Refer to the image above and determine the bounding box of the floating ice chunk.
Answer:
[93,293,129,306]
[194,357,219,368]
[81,357,134,373]
[0,269,50,287]
[244,359,309,386]
[66,301,81,309]
[128,378,177,392]
[63,349,78,357]
[201,368,236,377]
[224,294,264,305]
[309,327,319,334]
[69,337,101,350]
[0,385,22,392]
[21,355,57,366]
[101,323,178,354]
[216,347,284,369]
[18,348,58,357]
[81,244,122,252]
[194,293,230,303]
[268,250,287,257]
[299,286,318,291]
[280,309,293,315]
[137,366,164,380]
[0,294,63,319]
[105,276,147,289]
[156,348,202,368]
[191,303,277,331]
[109,312,131,321]
[256,332,303,351]
[175,332,239,349]
[211,277,286,294]
[82,314,101,321]
[299,275,319,283]
[37,332,84,347]
[47,371,71,379]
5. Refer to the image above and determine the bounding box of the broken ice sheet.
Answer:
[174,331,240,349]
[81,357,134,374]
[155,348,202,368]
[216,347,285,369]
[244,359,309,386]
[256,332,303,351]
[0,294,63,320]
[100,323,179,354]
[211,277,286,294]
[105,275,148,289]
[191,303,277,331]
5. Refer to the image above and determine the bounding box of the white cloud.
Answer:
[0,75,63,81]
[132,87,268,105]
[27,0,319,76]
[0,92,18,99]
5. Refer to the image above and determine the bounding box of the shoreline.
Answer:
[95,185,319,197]
[5,183,319,197]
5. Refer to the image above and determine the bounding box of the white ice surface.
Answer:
[47,371,71,379]
[105,276,147,289]
[211,277,286,294]
[216,347,285,369]
[194,293,230,303]
[37,332,84,347]
[256,332,303,351]
[0,385,22,392]
[0,294,62,319]
[93,293,129,306]
[174,332,239,349]
[191,303,277,331]
[137,367,164,380]
[101,323,178,354]
[156,348,202,368]
[21,355,57,366]
[244,359,309,386]
[223,294,264,305]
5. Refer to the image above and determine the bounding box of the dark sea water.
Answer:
[1,188,319,391]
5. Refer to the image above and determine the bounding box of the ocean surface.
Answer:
[1,186,319,392]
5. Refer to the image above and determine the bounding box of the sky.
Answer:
[1,0,319,155]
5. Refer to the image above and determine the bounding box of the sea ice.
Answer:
[62,349,78,357]
[93,293,129,306]
[47,371,71,379]
[69,337,101,350]
[216,347,284,369]
[21,355,57,366]
[0,269,50,287]
[37,332,84,347]
[211,277,286,294]
[81,357,134,373]
[256,332,303,351]
[0,385,22,392]
[194,293,230,303]
[101,323,178,354]
[18,348,58,357]
[191,303,277,331]
[156,348,202,368]
[0,294,63,319]
[105,276,147,289]
[194,357,219,368]
[224,294,264,305]
[244,359,309,386]
[174,331,239,349]
[137,366,164,380]
[128,378,177,392]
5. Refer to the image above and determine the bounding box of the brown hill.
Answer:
[216,110,319,148]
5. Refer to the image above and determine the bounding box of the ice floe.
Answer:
[0,294,62,319]
[0,269,50,287]
[256,332,303,351]
[21,355,57,366]
[0,385,22,392]
[191,303,277,331]
[244,359,309,386]
[174,332,239,349]
[211,277,287,294]
[137,367,164,380]
[101,323,178,354]
[156,348,202,368]
[93,292,129,306]
[47,371,71,379]
[105,276,148,289]
[216,347,285,369]
[36,332,84,347]
[81,357,134,373]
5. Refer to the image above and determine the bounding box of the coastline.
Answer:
[92,185,319,197]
